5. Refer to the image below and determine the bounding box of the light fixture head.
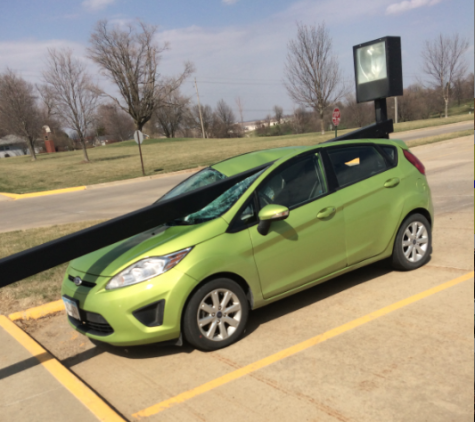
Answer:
[353,36,403,103]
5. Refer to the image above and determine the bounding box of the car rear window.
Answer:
[327,145,388,188]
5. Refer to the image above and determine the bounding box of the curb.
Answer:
[8,300,65,321]
[0,186,86,201]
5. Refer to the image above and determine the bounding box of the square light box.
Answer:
[353,36,403,103]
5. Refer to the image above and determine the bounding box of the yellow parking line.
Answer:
[0,315,125,422]
[132,271,473,420]
[9,299,65,321]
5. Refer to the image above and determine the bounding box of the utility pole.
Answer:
[194,78,206,139]
[394,96,398,124]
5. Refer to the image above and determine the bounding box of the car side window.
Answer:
[380,145,398,166]
[257,153,328,210]
[327,145,388,188]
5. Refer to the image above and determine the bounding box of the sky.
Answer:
[0,0,473,122]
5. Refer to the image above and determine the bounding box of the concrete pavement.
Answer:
[0,315,124,422]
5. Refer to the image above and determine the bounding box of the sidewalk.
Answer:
[0,316,124,422]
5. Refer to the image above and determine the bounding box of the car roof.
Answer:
[211,146,311,176]
[211,138,406,177]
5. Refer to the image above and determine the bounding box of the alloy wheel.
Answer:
[196,289,242,342]
[402,221,429,263]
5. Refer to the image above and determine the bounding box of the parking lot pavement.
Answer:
[3,136,474,421]
[0,316,121,422]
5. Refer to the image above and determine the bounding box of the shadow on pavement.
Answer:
[243,260,394,339]
[0,353,51,380]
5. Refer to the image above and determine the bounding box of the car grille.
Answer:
[68,274,96,288]
[68,310,114,336]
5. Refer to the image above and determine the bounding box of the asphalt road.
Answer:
[0,121,472,233]
[390,120,472,141]
[10,135,473,422]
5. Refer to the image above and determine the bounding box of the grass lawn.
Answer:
[0,220,104,315]
[0,114,472,194]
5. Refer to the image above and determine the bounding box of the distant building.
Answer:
[243,117,291,132]
[94,136,120,147]
[0,135,44,158]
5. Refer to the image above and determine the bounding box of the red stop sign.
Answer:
[332,108,341,126]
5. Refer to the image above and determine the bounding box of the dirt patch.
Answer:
[16,311,98,365]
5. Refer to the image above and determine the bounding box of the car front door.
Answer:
[324,143,404,266]
[247,152,346,299]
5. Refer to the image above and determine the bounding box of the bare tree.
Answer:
[88,20,194,132]
[284,22,344,134]
[151,91,189,138]
[291,107,312,134]
[342,95,373,128]
[0,69,42,160]
[96,103,135,141]
[42,49,99,162]
[185,104,213,138]
[212,99,236,138]
[421,33,469,118]
[274,105,284,124]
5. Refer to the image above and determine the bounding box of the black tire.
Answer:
[183,278,249,351]
[391,213,432,271]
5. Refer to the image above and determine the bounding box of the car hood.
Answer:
[70,218,228,277]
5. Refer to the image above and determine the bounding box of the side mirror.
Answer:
[257,204,289,236]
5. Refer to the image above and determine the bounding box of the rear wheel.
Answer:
[183,278,249,351]
[391,213,431,271]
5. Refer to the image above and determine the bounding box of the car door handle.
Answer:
[317,207,336,219]
[384,177,400,188]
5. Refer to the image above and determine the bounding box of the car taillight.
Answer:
[403,149,425,175]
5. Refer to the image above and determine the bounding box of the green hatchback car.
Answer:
[61,138,433,350]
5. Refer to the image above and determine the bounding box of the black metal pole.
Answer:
[374,98,388,124]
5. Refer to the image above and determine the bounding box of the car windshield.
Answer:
[158,168,227,202]
[169,170,264,225]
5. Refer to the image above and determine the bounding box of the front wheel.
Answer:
[183,278,249,351]
[391,213,432,271]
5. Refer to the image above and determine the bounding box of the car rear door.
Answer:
[323,143,404,266]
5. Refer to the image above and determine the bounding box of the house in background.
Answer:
[94,135,120,147]
[0,135,43,158]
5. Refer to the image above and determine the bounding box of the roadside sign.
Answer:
[134,130,144,145]
[332,108,341,127]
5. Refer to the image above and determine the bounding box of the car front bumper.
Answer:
[61,266,198,346]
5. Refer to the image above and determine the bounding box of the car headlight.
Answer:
[105,247,192,290]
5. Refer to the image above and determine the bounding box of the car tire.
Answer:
[183,278,249,351]
[391,213,432,271]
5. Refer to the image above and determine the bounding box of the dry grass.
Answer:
[405,129,473,148]
[0,115,472,194]
[0,130,351,194]
[0,220,104,315]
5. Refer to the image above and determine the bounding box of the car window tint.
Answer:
[380,145,398,165]
[327,145,388,188]
[257,154,328,209]
[240,202,255,222]
[157,168,226,202]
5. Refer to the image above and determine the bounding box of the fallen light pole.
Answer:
[0,36,404,288]
[0,164,268,288]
